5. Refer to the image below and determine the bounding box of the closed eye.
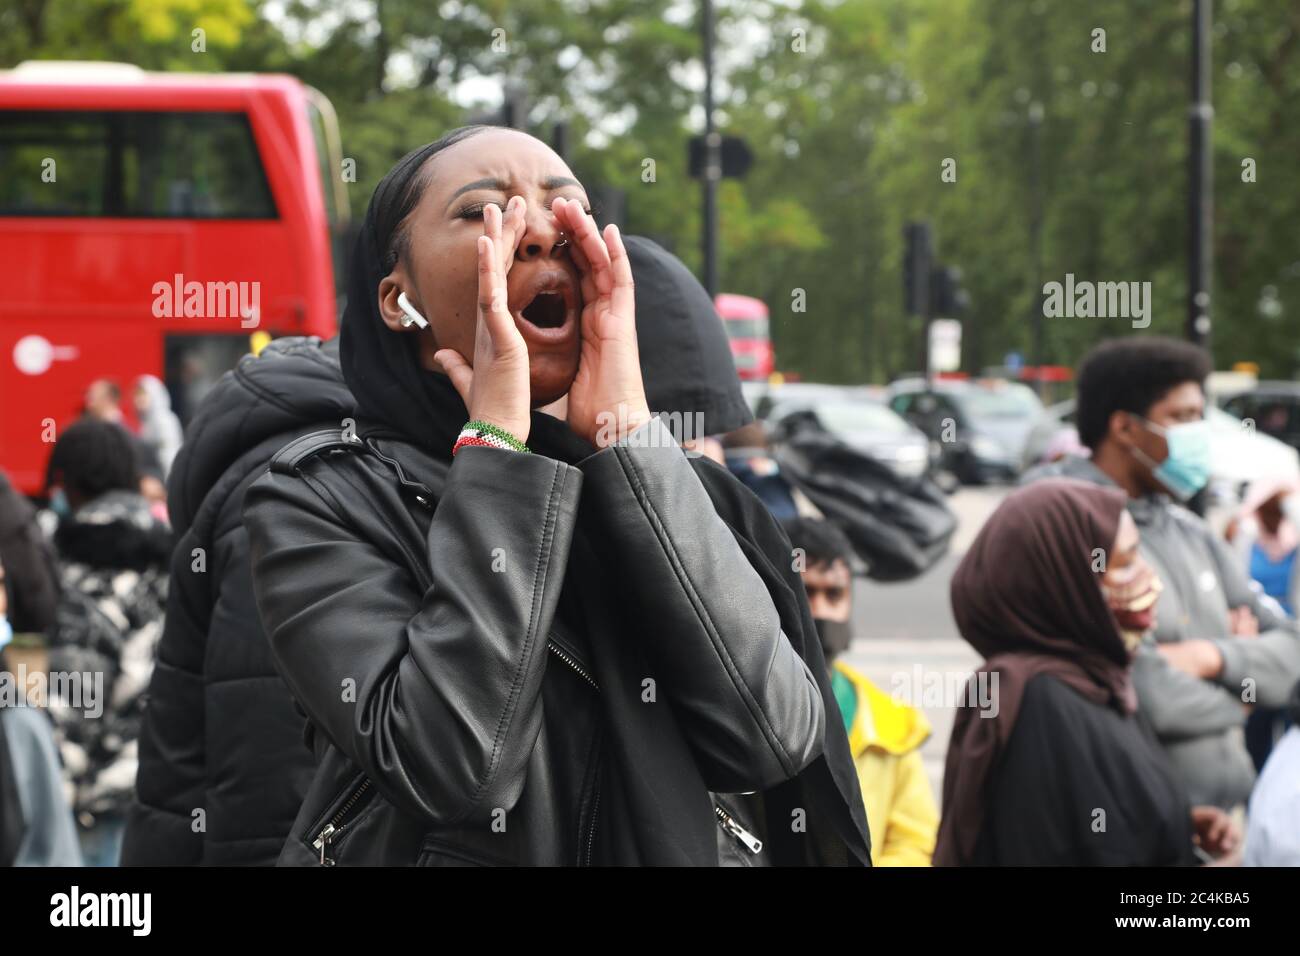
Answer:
[544,199,596,218]
[456,201,506,220]
[457,200,597,221]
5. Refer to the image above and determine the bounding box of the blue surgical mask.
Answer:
[1131,416,1212,501]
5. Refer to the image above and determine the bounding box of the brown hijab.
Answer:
[934,478,1138,866]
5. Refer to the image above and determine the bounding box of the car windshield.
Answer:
[777,400,911,435]
[957,386,1041,420]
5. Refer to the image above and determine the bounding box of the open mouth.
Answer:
[510,269,579,345]
[521,290,567,329]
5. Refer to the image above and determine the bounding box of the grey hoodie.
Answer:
[1,706,82,865]
[1022,455,1300,807]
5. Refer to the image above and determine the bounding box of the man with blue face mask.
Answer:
[1025,337,1300,812]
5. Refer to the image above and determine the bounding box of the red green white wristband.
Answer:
[453,420,531,456]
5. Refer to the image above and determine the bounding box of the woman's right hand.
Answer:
[435,198,533,444]
[1190,805,1241,862]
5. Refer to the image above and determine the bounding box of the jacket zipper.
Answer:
[547,641,599,690]
[715,804,764,854]
[312,779,372,866]
[338,438,605,864]
[581,721,603,867]
[585,782,601,866]
[368,444,597,696]
[364,440,597,696]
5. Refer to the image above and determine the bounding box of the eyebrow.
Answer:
[542,175,583,191]
[445,175,585,210]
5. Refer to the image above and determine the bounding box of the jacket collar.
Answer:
[834,660,930,757]
[1044,454,1174,526]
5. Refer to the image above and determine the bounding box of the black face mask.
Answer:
[814,618,853,663]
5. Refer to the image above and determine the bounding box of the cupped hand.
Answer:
[435,198,533,444]
[552,197,650,448]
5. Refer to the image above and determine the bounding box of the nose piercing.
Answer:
[555,233,569,249]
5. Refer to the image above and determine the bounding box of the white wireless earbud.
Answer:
[397,291,429,330]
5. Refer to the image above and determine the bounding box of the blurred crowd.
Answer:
[2,313,1298,868]
[1,375,178,865]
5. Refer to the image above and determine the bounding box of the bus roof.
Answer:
[714,293,768,319]
[0,62,310,108]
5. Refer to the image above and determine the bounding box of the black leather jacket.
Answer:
[244,416,826,865]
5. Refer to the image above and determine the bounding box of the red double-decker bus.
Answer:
[0,62,349,494]
[714,292,774,381]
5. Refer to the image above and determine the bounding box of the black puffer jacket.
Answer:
[244,416,835,865]
[122,337,353,865]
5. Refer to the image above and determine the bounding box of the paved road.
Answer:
[839,485,1010,805]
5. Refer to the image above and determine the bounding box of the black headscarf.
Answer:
[340,134,871,865]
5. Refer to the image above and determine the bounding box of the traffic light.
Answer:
[465,87,530,131]
[501,87,529,129]
[930,265,971,317]
[585,184,627,229]
[551,120,570,162]
[903,222,932,316]
[687,134,755,179]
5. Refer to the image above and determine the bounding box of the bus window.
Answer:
[305,104,337,225]
[163,333,258,425]
[721,315,770,341]
[0,112,108,214]
[0,110,276,218]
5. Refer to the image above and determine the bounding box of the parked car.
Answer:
[1021,399,1082,470]
[740,379,770,418]
[1221,382,1300,454]
[886,378,1044,483]
[764,391,931,480]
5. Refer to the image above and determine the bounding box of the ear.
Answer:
[378,273,412,333]
[1108,409,1139,450]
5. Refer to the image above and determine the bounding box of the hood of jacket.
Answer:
[834,660,931,757]
[167,336,353,534]
[55,489,171,571]
[624,235,753,438]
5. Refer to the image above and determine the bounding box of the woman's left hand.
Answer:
[553,197,651,448]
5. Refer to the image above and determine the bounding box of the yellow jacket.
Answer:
[834,660,939,866]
